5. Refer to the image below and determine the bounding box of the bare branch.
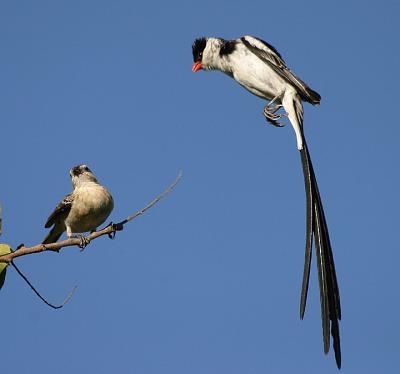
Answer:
[122,169,183,224]
[0,171,182,264]
[11,261,76,309]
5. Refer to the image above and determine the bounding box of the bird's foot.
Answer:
[263,106,287,127]
[263,94,287,127]
[77,235,91,251]
[267,103,283,114]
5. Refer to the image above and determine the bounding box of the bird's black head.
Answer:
[192,37,207,62]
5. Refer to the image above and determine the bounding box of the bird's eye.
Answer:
[199,52,203,58]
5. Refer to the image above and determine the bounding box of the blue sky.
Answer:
[0,0,399,373]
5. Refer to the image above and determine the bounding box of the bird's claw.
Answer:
[263,95,288,127]
[263,105,287,127]
[78,235,90,251]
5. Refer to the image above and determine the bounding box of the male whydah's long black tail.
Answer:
[299,137,342,369]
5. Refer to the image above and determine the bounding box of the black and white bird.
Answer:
[192,36,341,368]
[43,164,114,246]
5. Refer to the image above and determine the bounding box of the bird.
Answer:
[42,164,114,247]
[192,35,341,368]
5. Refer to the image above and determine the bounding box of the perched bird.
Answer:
[43,164,114,246]
[192,36,341,368]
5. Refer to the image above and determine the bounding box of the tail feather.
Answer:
[306,144,341,318]
[331,319,342,369]
[299,149,313,319]
[284,91,341,367]
[42,226,63,244]
[300,140,342,369]
[310,166,341,321]
[313,197,330,354]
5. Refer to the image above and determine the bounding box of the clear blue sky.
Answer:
[1,1,399,373]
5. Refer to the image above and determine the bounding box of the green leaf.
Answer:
[0,203,3,236]
[0,244,12,289]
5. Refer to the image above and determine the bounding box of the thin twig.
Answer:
[0,170,182,264]
[122,170,183,224]
[11,261,77,309]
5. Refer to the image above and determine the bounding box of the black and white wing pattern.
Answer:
[45,193,74,228]
[240,36,321,105]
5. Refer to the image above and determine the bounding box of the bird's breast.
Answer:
[229,52,286,100]
[66,184,114,233]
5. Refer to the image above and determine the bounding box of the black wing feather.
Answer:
[240,36,321,105]
[251,36,284,61]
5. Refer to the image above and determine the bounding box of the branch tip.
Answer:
[125,170,183,223]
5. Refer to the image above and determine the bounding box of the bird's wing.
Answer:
[240,36,321,104]
[241,35,286,67]
[44,193,74,228]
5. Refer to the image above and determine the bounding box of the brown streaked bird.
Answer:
[43,164,114,246]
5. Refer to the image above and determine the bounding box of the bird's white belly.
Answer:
[231,56,286,101]
[66,185,113,233]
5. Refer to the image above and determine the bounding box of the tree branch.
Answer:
[11,261,77,309]
[0,170,182,264]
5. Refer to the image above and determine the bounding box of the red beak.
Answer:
[192,61,203,72]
